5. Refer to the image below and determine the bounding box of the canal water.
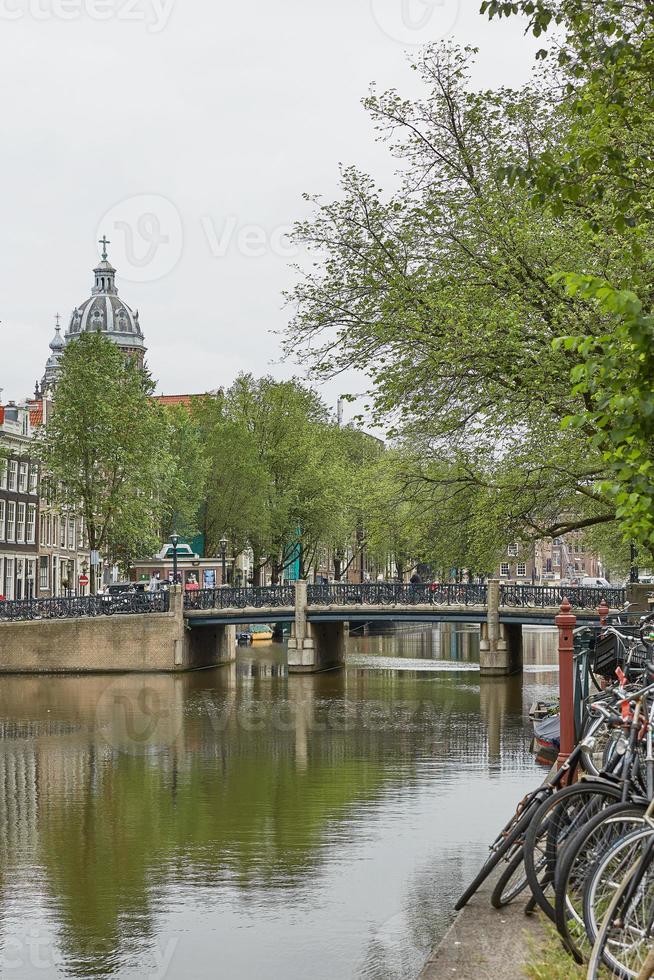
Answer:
[0,625,558,980]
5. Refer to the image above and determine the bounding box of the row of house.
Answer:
[0,401,88,599]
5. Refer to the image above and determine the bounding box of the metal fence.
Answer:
[0,591,169,622]
[499,585,626,609]
[184,586,296,611]
[306,583,489,606]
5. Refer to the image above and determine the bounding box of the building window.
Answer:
[16,503,26,543]
[500,563,510,577]
[4,557,14,599]
[0,500,4,540]
[18,463,27,493]
[60,517,66,549]
[6,501,15,542]
[40,513,46,543]
[517,562,527,577]
[39,556,49,591]
[68,518,76,551]
[27,504,36,544]
[28,466,38,494]
[507,543,519,557]
[0,462,6,491]
[7,460,17,492]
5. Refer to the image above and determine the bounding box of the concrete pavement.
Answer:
[419,874,546,979]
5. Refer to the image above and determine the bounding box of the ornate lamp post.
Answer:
[220,536,227,585]
[169,532,180,585]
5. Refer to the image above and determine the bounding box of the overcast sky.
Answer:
[2,0,539,416]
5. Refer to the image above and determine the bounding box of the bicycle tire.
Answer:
[523,780,622,922]
[583,825,653,954]
[490,847,530,908]
[553,802,645,963]
[587,842,654,980]
[454,791,547,911]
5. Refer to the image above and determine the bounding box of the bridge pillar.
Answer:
[479,580,522,676]
[287,581,346,673]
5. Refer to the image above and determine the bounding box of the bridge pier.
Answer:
[479,580,523,676]
[287,581,347,673]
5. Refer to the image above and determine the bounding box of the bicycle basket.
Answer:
[592,627,641,679]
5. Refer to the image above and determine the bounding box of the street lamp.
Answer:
[220,536,227,585]
[630,541,639,584]
[169,532,180,586]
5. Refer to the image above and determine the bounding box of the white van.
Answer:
[581,577,611,588]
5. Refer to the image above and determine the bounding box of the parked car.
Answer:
[106,582,148,595]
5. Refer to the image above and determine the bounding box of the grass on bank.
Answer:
[525,925,612,979]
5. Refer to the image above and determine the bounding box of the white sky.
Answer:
[1,0,540,416]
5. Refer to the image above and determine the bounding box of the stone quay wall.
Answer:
[0,589,235,674]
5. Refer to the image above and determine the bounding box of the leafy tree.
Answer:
[159,401,210,542]
[483,1,654,555]
[39,333,172,590]
[198,374,362,584]
[284,43,630,570]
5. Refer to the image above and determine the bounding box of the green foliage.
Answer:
[39,333,173,577]
[285,42,623,563]
[553,275,654,549]
[160,401,209,540]
[194,374,375,581]
[484,2,654,553]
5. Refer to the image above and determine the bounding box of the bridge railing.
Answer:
[499,584,626,609]
[306,583,489,606]
[184,586,296,611]
[0,591,170,622]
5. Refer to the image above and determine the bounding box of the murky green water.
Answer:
[0,625,558,979]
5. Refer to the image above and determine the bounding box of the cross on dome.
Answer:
[98,235,111,261]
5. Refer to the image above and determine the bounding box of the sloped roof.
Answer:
[155,394,203,407]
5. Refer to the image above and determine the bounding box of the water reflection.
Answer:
[0,625,558,980]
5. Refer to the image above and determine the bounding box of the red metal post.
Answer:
[598,597,609,627]
[556,597,577,768]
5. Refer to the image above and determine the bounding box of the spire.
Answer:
[41,313,65,395]
[92,237,117,296]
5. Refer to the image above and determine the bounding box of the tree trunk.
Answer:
[334,555,343,581]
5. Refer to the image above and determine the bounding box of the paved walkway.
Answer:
[419,875,546,980]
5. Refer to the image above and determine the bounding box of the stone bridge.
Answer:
[0,581,630,676]
[184,581,627,676]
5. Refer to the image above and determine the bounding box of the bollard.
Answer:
[598,597,610,628]
[556,597,577,769]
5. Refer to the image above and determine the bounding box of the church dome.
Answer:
[64,240,146,362]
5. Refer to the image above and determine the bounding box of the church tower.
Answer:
[39,315,65,397]
[64,237,146,368]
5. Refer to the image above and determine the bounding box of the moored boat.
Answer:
[249,625,274,642]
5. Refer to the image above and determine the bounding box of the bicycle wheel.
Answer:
[583,826,653,956]
[587,837,654,979]
[523,780,622,922]
[490,846,531,909]
[454,786,550,911]
[554,802,645,962]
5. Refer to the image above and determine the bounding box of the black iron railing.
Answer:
[499,585,626,609]
[306,583,489,606]
[0,591,169,622]
[184,586,296,611]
